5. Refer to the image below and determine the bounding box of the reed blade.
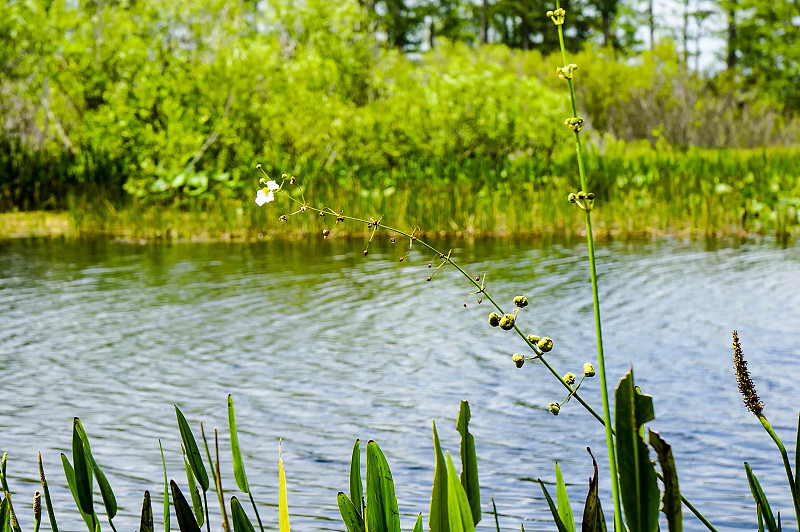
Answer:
[456,401,480,526]
[74,418,118,519]
[429,422,449,532]
[174,406,209,492]
[349,440,363,519]
[170,481,201,532]
[230,497,255,532]
[336,492,365,532]
[555,462,575,532]
[227,395,250,494]
[445,452,475,532]
[140,491,154,532]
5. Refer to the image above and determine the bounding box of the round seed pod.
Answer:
[549,403,560,415]
[527,334,540,344]
[499,314,516,330]
[488,313,501,327]
[513,295,529,308]
[537,336,553,352]
[511,353,524,368]
[583,363,596,377]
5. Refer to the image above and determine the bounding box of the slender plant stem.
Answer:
[758,414,800,529]
[552,2,623,529]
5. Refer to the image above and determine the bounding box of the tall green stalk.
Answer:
[549,3,623,530]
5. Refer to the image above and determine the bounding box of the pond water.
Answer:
[1,235,799,531]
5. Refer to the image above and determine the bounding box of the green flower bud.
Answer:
[512,353,524,368]
[489,312,501,327]
[499,313,516,330]
[537,336,553,352]
[583,362,595,377]
[526,334,539,344]
[548,403,560,415]
[564,372,576,386]
[513,295,529,308]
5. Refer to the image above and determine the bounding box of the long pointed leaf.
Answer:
[446,452,475,532]
[537,480,570,532]
[337,492,365,532]
[350,440,363,519]
[429,422,449,532]
[72,423,94,517]
[140,491,154,532]
[456,401,480,526]
[174,406,209,492]
[366,441,400,532]
[228,396,250,494]
[230,497,256,532]
[745,463,778,532]
[74,419,117,519]
[1,498,8,532]
[615,369,659,532]
[170,481,201,532]
[555,463,575,532]
[795,411,799,498]
[159,441,170,532]
[279,446,290,532]
[581,449,606,532]
[38,453,60,532]
[182,449,204,527]
[61,454,96,532]
[412,513,423,532]
[648,430,682,532]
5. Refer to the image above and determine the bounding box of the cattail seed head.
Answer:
[733,330,764,416]
[33,491,41,521]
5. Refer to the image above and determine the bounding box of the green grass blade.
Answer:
[159,440,170,532]
[227,395,249,494]
[445,452,475,532]
[555,462,575,532]
[581,449,607,532]
[170,481,202,532]
[74,419,118,519]
[279,447,290,532]
[230,497,256,532]
[456,401,480,526]
[615,369,659,532]
[366,441,400,532]
[349,440,363,519]
[648,430,682,532]
[72,423,95,517]
[337,492,365,532]
[140,491,154,532]
[39,453,60,532]
[429,422,449,532]
[537,479,570,532]
[174,406,209,492]
[491,497,500,532]
[745,463,778,532]
[61,454,96,532]
[795,411,799,500]
[182,449,204,527]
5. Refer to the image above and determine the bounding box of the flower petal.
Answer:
[266,180,280,191]
[255,189,269,206]
[265,191,275,203]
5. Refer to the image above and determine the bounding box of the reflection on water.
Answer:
[0,236,798,531]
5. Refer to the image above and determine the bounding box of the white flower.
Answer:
[254,180,280,206]
[255,188,274,206]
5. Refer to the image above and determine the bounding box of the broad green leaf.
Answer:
[182,449,204,527]
[429,422,449,532]
[74,419,118,519]
[350,440,363,519]
[72,424,94,517]
[555,463,575,532]
[615,369,659,532]
[366,441,400,532]
[580,450,606,532]
[337,492,365,532]
[175,406,209,492]
[536,480,570,532]
[61,454,96,532]
[140,491,154,532]
[39,452,61,532]
[159,441,170,532]
[170,481,201,532]
[456,401,480,526]
[445,452,475,532]
[230,497,256,532]
[648,430,681,532]
[279,448,290,532]
[745,463,778,532]
[228,395,249,494]
[412,513,423,532]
